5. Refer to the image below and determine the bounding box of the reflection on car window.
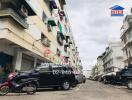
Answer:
[36,65,51,72]
[123,71,132,76]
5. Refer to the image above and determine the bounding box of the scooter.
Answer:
[0,72,39,96]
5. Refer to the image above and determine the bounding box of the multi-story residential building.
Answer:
[74,47,83,73]
[102,42,124,74]
[96,55,104,75]
[120,15,132,66]
[0,0,81,77]
[91,65,98,78]
[83,70,91,79]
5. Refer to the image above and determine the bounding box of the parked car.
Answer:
[102,65,132,89]
[116,65,132,89]
[83,75,86,83]
[75,74,84,84]
[102,74,116,84]
[75,74,86,84]
[16,63,77,90]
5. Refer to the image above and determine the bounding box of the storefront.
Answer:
[0,52,13,83]
[21,54,35,71]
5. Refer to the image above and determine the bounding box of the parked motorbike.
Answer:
[0,72,39,96]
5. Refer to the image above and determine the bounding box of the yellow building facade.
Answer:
[0,0,81,73]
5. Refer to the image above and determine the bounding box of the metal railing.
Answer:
[0,8,29,29]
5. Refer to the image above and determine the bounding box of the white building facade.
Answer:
[102,42,124,74]
[96,55,104,75]
[120,15,132,66]
[0,0,81,80]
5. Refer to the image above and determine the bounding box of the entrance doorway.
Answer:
[0,52,13,83]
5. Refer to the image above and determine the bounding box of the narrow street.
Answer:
[0,80,132,100]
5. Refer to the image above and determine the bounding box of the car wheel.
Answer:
[25,83,37,95]
[103,78,107,84]
[127,80,132,90]
[83,79,86,83]
[61,80,71,90]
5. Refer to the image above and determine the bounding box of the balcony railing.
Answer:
[0,8,28,29]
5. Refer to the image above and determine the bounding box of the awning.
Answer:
[19,0,36,16]
[48,18,57,26]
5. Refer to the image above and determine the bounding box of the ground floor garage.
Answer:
[0,39,50,83]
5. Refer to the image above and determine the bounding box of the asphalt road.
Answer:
[0,80,132,100]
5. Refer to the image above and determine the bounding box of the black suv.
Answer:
[18,63,77,90]
[102,65,132,89]
[116,65,132,89]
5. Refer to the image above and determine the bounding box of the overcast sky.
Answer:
[66,0,132,70]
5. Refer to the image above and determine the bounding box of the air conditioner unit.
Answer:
[41,38,50,47]
[47,24,52,32]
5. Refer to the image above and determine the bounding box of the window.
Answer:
[39,67,50,72]
[122,70,132,76]
[42,11,47,23]
[36,64,51,73]
[20,5,28,18]
[57,32,64,45]
[66,35,70,43]
[64,45,68,52]
[65,57,69,63]
[41,33,50,47]
[56,48,61,56]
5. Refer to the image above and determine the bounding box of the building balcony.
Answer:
[56,48,61,56]
[0,8,28,29]
[0,0,36,18]
[47,17,57,26]
[121,15,132,38]
[41,38,51,47]
[0,0,36,29]
[65,34,70,43]
[49,0,58,9]
[59,0,66,5]
[59,10,65,21]
[64,54,69,59]
[65,42,69,46]
[125,15,132,25]
[57,32,65,45]
[69,39,73,45]
[122,37,132,49]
